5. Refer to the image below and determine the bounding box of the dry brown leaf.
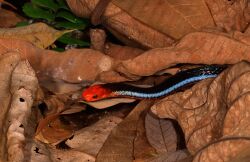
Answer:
[43,94,70,115]
[150,61,250,161]
[96,100,154,162]
[133,111,157,161]
[82,97,136,109]
[50,149,95,162]
[0,8,25,28]
[101,31,250,80]
[145,113,177,154]
[0,38,114,85]
[66,0,175,49]
[35,113,74,145]
[193,139,250,162]
[149,150,190,162]
[113,0,215,39]
[66,116,122,156]
[205,0,250,32]
[0,23,71,49]
[228,146,250,162]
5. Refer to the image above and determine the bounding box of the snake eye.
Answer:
[92,94,98,99]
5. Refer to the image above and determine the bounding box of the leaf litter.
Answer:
[0,0,250,162]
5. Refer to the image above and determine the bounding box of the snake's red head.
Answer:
[82,85,113,102]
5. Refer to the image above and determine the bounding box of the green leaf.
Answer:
[55,21,87,29]
[32,0,59,12]
[56,10,85,24]
[56,0,69,10]
[52,47,65,52]
[23,3,55,21]
[57,34,90,47]
[15,21,30,27]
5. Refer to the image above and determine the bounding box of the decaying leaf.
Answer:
[0,53,22,161]
[145,113,178,154]
[0,52,40,162]
[151,61,250,161]
[0,23,71,48]
[96,100,154,162]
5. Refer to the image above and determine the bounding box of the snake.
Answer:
[82,65,225,102]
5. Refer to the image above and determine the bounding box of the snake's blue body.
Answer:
[107,65,225,99]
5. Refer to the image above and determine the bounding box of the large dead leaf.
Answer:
[96,100,155,162]
[151,61,250,161]
[66,0,175,49]
[113,0,215,39]
[66,0,249,49]
[0,23,71,49]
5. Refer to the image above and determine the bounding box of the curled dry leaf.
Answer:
[0,23,71,49]
[7,60,38,162]
[0,53,21,161]
[0,38,114,85]
[96,100,154,162]
[101,31,250,80]
[0,8,25,28]
[66,0,174,49]
[151,61,250,161]
[145,113,177,154]
[66,116,122,156]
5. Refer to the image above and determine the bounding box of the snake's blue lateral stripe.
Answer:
[114,74,217,98]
